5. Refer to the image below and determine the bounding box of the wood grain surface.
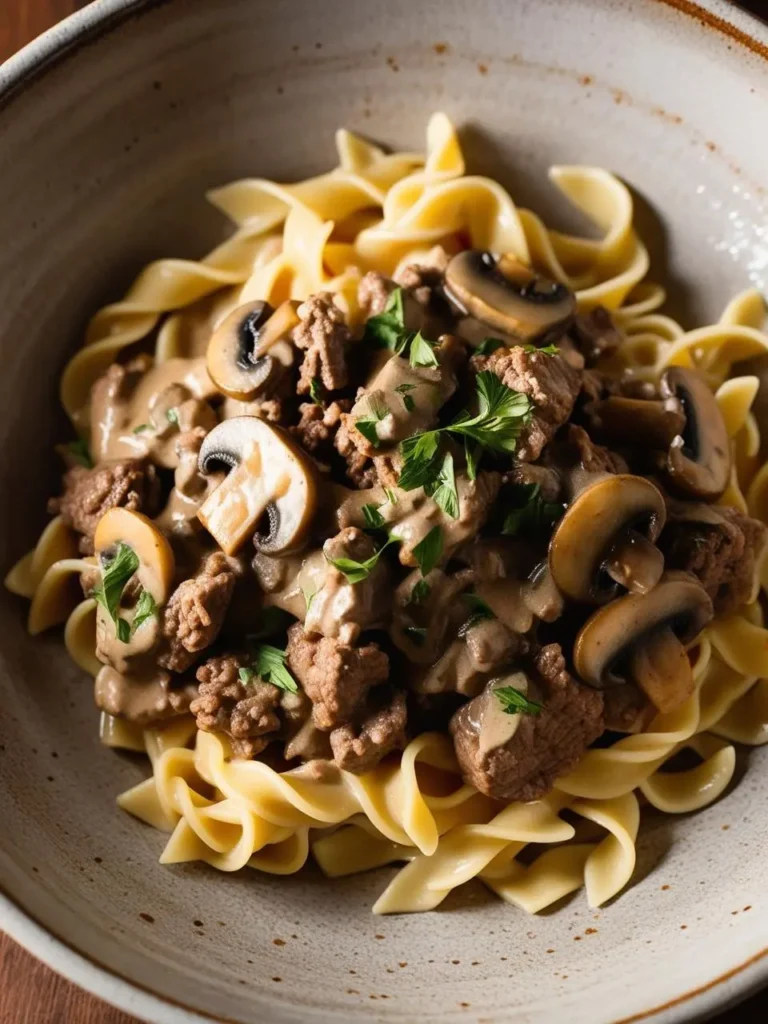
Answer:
[1,1,767,1022]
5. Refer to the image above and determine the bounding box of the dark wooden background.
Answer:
[1,1,767,1021]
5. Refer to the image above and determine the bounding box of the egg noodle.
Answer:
[7,114,768,914]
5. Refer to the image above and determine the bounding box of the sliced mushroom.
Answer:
[207,300,299,401]
[197,416,318,555]
[574,572,713,713]
[658,367,731,500]
[586,395,686,450]
[443,250,576,343]
[549,475,666,603]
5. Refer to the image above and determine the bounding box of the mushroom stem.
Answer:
[587,397,686,449]
[604,529,665,595]
[627,626,694,714]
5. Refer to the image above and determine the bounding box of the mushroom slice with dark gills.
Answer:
[92,507,175,672]
[197,416,318,556]
[657,367,731,500]
[206,299,299,401]
[574,572,713,715]
[444,249,576,344]
[549,475,667,603]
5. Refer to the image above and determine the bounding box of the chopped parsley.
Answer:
[408,331,439,368]
[383,488,399,506]
[239,644,298,693]
[354,395,388,449]
[66,438,93,469]
[475,337,505,356]
[495,685,543,716]
[395,382,418,412]
[523,343,559,356]
[411,525,443,577]
[362,503,386,530]
[132,423,152,435]
[326,535,398,584]
[501,483,564,538]
[424,451,459,519]
[460,593,495,633]
[407,578,431,606]
[92,542,139,641]
[309,377,325,405]
[363,287,406,350]
[166,407,180,427]
[130,589,157,637]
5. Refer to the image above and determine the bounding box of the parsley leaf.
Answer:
[132,423,152,435]
[495,685,543,716]
[67,438,93,469]
[302,583,318,614]
[383,488,399,505]
[424,451,459,519]
[449,371,532,454]
[475,337,505,356]
[407,578,431,606]
[464,438,480,481]
[412,525,443,577]
[92,542,139,640]
[395,382,418,412]
[239,666,255,684]
[130,589,157,637]
[408,331,439,369]
[309,377,325,405]
[501,483,564,538]
[166,407,180,427]
[363,287,406,350]
[404,625,428,646]
[253,643,298,693]
[326,536,397,584]
[523,343,559,356]
[398,430,442,491]
[362,503,386,530]
[355,395,388,449]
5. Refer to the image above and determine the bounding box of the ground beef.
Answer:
[285,622,390,730]
[330,689,407,773]
[395,262,446,308]
[471,346,581,461]
[192,654,281,759]
[358,271,395,318]
[450,643,604,802]
[334,413,378,488]
[661,506,767,614]
[293,292,350,394]
[49,459,159,555]
[291,399,350,456]
[569,306,623,366]
[158,553,236,673]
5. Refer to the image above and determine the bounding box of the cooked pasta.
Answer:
[7,114,768,915]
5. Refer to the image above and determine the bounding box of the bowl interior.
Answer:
[1,1,768,1022]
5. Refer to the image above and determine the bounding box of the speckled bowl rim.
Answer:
[2,1,768,1022]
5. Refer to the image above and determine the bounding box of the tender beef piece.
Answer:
[49,459,159,555]
[544,424,628,485]
[158,553,236,673]
[308,527,390,644]
[471,346,581,461]
[192,654,281,759]
[464,617,522,673]
[660,507,767,614]
[291,400,350,456]
[358,271,395,318]
[504,462,562,503]
[330,689,407,773]
[450,643,605,802]
[293,292,350,394]
[334,414,378,488]
[569,306,623,366]
[285,622,389,730]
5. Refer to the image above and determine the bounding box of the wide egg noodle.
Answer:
[7,114,768,914]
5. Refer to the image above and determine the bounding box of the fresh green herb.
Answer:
[407,578,431,606]
[362,503,386,530]
[302,583,318,614]
[475,337,505,356]
[253,643,299,693]
[501,483,564,538]
[248,606,291,641]
[355,395,388,449]
[238,666,255,684]
[383,488,399,505]
[398,429,442,491]
[363,287,406,350]
[166,407,180,427]
[404,626,428,646]
[130,589,157,637]
[412,525,443,577]
[408,331,439,369]
[523,343,559,356]
[495,685,543,716]
[459,593,495,634]
[464,439,480,481]
[424,451,459,519]
[92,542,139,641]
[326,536,398,584]
[309,377,325,405]
[395,382,418,412]
[132,423,152,435]
[67,438,93,469]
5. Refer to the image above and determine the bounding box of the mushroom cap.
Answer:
[573,572,713,689]
[444,249,576,343]
[548,474,666,604]
[93,507,175,605]
[206,299,298,401]
[197,416,318,555]
[659,367,731,500]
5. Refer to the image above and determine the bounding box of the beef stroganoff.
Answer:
[8,113,768,914]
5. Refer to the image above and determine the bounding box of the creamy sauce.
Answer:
[94,663,179,725]
[468,673,530,757]
[95,596,161,674]
[475,579,534,633]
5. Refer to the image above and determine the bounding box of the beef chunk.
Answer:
[544,424,628,485]
[330,689,407,773]
[661,506,767,614]
[293,292,350,394]
[285,622,389,730]
[308,527,390,644]
[334,413,378,488]
[158,553,236,673]
[50,459,159,554]
[192,653,281,759]
[291,399,350,456]
[358,271,395,318]
[450,644,605,802]
[471,346,581,461]
[569,306,623,366]
[505,462,562,503]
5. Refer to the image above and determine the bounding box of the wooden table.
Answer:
[2,1,768,1021]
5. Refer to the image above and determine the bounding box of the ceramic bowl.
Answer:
[2,1,768,1021]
